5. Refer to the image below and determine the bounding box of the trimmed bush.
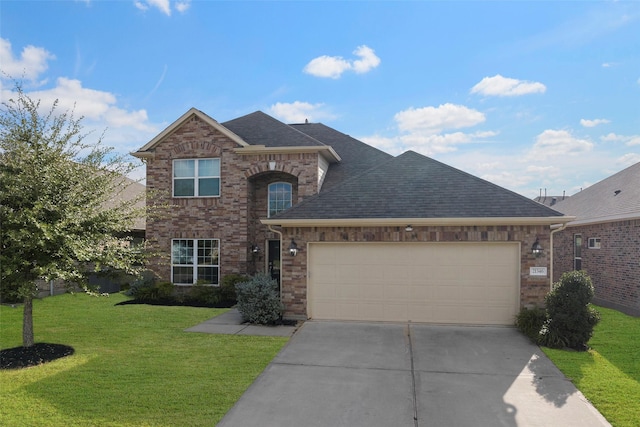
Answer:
[539,271,600,350]
[186,281,220,306]
[235,274,284,325]
[515,307,547,343]
[219,274,247,304]
[126,277,175,302]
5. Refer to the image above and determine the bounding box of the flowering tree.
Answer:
[0,82,147,347]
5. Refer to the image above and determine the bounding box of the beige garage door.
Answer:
[308,242,520,325]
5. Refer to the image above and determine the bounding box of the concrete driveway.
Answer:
[217,321,610,427]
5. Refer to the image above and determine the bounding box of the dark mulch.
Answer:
[0,343,75,370]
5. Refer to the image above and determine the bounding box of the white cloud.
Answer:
[580,118,610,127]
[528,129,594,160]
[400,130,498,155]
[617,153,640,166]
[601,132,640,145]
[134,0,176,16]
[268,101,336,123]
[394,103,485,134]
[350,46,381,74]
[304,45,380,79]
[0,38,55,83]
[470,74,546,97]
[175,0,191,13]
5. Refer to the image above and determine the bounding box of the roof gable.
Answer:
[132,108,247,156]
[291,123,392,191]
[553,162,640,224]
[270,150,565,221]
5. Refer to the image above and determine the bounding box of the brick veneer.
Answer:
[145,115,319,283]
[553,220,640,316]
[279,225,551,319]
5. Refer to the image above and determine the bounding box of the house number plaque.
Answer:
[530,267,547,276]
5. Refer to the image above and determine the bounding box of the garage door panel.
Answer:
[308,243,520,325]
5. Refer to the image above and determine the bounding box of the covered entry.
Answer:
[307,242,520,325]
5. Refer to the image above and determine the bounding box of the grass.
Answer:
[542,306,640,427]
[0,293,288,427]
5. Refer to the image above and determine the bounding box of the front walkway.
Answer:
[184,309,298,337]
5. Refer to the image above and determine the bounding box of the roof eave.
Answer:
[261,216,575,228]
[564,212,640,227]
[234,145,341,163]
[136,108,248,153]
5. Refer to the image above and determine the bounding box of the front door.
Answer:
[268,240,281,285]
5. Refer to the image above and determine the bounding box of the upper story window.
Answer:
[268,182,292,217]
[173,158,220,197]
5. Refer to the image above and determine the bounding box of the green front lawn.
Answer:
[0,293,288,427]
[542,306,640,427]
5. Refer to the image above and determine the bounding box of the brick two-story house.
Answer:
[133,108,571,325]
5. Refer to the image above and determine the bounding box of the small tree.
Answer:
[539,270,600,350]
[0,81,147,348]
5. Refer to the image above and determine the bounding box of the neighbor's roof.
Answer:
[264,150,568,226]
[551,161,640,225]
[291,122,392,192]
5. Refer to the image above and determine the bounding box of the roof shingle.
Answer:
[274,151,564,219]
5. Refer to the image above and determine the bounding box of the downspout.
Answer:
[549,223,568,290]
[267,224,284,301]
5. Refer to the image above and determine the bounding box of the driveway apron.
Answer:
[217,321,611,427]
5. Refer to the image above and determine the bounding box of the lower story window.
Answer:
[172,239,219,285]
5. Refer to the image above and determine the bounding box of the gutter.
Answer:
[267,224,284,302]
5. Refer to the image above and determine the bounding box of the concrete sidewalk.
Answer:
[217,321,611,427]
[184,309,298,337]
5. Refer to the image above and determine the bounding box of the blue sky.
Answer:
[1,0,639,198]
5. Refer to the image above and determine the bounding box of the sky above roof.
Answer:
[1,0,639,198]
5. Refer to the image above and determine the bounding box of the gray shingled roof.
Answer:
[222,111,324,148]
[552,162,640,223]
[273,151,564,219]
[291,123,393,192]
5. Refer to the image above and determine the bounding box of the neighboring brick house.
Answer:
[133,108,571,325]
[551,162,640,316]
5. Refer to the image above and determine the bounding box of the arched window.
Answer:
[268,182,292,217]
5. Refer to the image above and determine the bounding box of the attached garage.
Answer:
[308,242,521,325]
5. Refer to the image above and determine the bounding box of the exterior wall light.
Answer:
[405,225,413,232]
[289,238,298,256]
[531,237,543,257]
[251,244,260,254]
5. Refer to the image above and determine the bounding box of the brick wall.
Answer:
[553,220,640,316]
[279,225,550,319]
[145,115,319,284]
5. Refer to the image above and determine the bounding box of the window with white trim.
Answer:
[173,159,220,197]
[268,182,292,217]
[171,239,219,285]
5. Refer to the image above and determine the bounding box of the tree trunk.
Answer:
[23,296,35,348]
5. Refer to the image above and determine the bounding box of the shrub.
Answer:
[515,307,547,343]
[126,277,175,302]
[539,271,600,350]
[235,274,284,325]
[219,274,247,303]
[186,281,220,306]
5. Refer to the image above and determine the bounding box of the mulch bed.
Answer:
[0,343,75,370]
